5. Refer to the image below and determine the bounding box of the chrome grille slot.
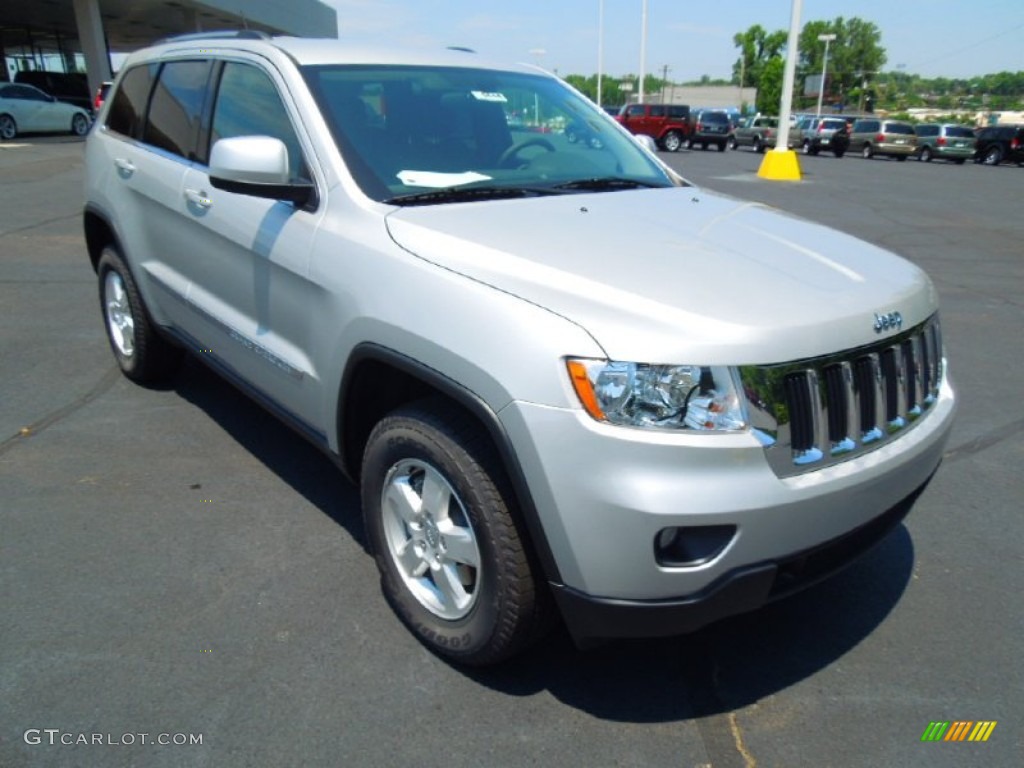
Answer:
[742,315,945,478]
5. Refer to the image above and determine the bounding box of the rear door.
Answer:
[95,60,209,329]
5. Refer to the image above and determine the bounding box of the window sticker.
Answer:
[397,170,492,188]
[470,90,508,103]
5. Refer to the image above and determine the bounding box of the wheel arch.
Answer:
[84,203,121,273]
[336,343,564,584]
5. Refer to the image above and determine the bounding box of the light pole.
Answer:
[816,33,836,119]
[638,0,648,104]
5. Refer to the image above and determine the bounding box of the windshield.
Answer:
[302,64,677,203]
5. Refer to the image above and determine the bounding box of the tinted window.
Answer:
[650,105,665,117]
[143,60,213,160]
[667,106,689,118]
[702,112,729,124]
[210,62,306,179]
[944,126,974,139]
[106,64,158,138]
[2,84,46,101]
[884,123,914,135]
[626,105,644,117]
[915,125,938,137]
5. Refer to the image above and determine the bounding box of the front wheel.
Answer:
[97,245,182,385]
[728,136,738,150]
[361,402,548,665]
[983,146,1003,165]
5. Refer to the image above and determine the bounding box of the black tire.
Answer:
[896,155,907,162]
[71,113,90,136]
[983,146,1003,165]
[0,114,16,141]
[753,137,763,153]
[728,136,738,150]
[361,401,549,665]
[955,159,966,165]
[662,130,683,152]
[834,149,845,158]
[700,142,708,150]
[97,245,182,385]
[801,140,811,155]
[717,141,727,152]
[920,146,932,162]
[809,146,820,156]
[862,144,874,159]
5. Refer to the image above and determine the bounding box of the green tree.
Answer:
[798,17,886,111]
[756,57,785,115]
[732,25,787,88]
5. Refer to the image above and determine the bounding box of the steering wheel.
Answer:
[498,137,557,168]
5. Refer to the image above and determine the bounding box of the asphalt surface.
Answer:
[1,135,1021,767]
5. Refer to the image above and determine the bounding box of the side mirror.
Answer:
[209,136,315,206]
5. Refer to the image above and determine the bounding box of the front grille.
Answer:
[741,315,944,477]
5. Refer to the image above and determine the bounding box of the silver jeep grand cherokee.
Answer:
[84,33,956,665]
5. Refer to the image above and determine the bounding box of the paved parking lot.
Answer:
[2,136,1021,767]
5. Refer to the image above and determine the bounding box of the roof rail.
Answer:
[160,30,272,44]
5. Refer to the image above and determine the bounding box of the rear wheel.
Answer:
[920,146,932,162]
[984,146,1003,165]
[896,155,907,162]
[71,113,90,136]
[728,136,738,150]
[862,144,874,159]
[753,137,763,153]
[662,130,683,152]
[716,141,726,152]
[0,114,16,141]
[361,401,549,665]
[97,245,182,385]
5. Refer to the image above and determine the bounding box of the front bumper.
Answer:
[499,376,954,641]
[551,477,925,641]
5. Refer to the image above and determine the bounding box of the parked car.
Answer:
[85,32,955,665]
[93,80,113,112]
[848,118,917,160]
[972,125,1024,166]
[913,124,975,164]
[729,115,779,153]
[688,109,731,151]
[14,70,92,111]
[0,83,92,140]
[799,117,850,157]
[615,103,691,151]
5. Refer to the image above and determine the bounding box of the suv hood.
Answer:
[384,187,937,364]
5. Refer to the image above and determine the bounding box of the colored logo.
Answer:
[921,721,997,742]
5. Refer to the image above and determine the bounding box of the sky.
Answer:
[323,0,1024,81]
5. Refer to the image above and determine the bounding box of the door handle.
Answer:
[114,158,135,177]
[184,188,212,210]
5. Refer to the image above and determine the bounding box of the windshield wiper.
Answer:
[552,177,666,192]
[384,185,558,206]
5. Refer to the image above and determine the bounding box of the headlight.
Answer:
[566,359,748,432]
